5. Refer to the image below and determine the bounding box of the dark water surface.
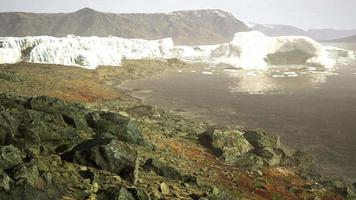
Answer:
[121,44,356,183]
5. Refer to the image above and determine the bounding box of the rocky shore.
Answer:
[0,60,355,199]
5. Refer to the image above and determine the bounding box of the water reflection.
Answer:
[225,67,340,95]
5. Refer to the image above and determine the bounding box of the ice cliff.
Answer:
[0,31,353,70]
[0,35,174,69]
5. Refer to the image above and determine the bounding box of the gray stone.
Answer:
[160,182,170,195]
[0,170,11,192]
[243,130,279,149]
[0,145,23,170]
[233,152,264,170]
[97,187,135,200]
[142,158,196,183]
[127,187,151,200]
[13,163,44,189]
[199,129,253,165]
[61,136,137,181]
[87,111,146,146]
[254,147,282,167]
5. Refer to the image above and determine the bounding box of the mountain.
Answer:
[308,29,356,41]
[329,34,356,42]
[250,23,356,41]
[0,8,250,45]
[250,23,306,37]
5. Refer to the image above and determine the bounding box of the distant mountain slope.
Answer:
[328,34,356,42]
[0,8,250,45]
[308,29,356,41]
[250,23,356,41]
[250,24,306,37]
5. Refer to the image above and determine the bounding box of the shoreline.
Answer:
[0,60,354,199]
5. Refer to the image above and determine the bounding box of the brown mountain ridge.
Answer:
[0,8,250,45]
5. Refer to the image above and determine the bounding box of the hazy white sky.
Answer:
[1,0,355,30]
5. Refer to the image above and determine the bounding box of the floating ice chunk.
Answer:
[287,74,299,77]
[272,74,285,78]
[210,31,338,70]
[284,72,297,75]
[202,71,214,75]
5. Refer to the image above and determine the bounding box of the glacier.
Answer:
[0,31,353,70]
[0,35,174,69]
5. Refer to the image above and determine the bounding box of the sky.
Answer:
[0,0,355,30]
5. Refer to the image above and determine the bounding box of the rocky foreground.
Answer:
[0,60,355,200]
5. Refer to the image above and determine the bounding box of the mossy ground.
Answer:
[0,61,344,200]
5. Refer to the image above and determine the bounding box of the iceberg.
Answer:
[0,31,353,70]
[210,31,338,70]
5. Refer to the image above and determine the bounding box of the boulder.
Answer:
[0,170,11,192]
[0,95,97,154]
[127,188,151,200]
[243,130,300,167]
[143,159,196,183]
[199,129,253,165]
[86,112,146,146]
[233,152,264,170]
[243,130,279,149]
[322,178,353,198]
[97,187,136,200]
[253,147,282,167]
[12,163,44,189]
[0,109,19,146]
[28,96,89,129]
[61,136,138,181]
[0,145,23,170]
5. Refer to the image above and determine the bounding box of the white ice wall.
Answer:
[0,35,174,69]
[0,31,353,70]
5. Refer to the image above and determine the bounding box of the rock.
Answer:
[127,187,151,200]
[233,152,264,170]
[199,129,253,165]
[28,96,89,130]
[243,130,303,168]
[97,187,135,200]
[0,170,11,192]
[41,172,52,184]
[86,111,146,146]
[0,95,96,154]
[324,178,351,198]
[160,182,170,195]
[253,147,282,167]
[243,130,279,149]
[127,105,155,118]
[202,190,237,200]
[0,109,19,146]
[12,163,44,189]
[91,182,99,193]
[291,150,320,179]
[61,136,137,181]
[142,158,196,183]
[0,145,23,170]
